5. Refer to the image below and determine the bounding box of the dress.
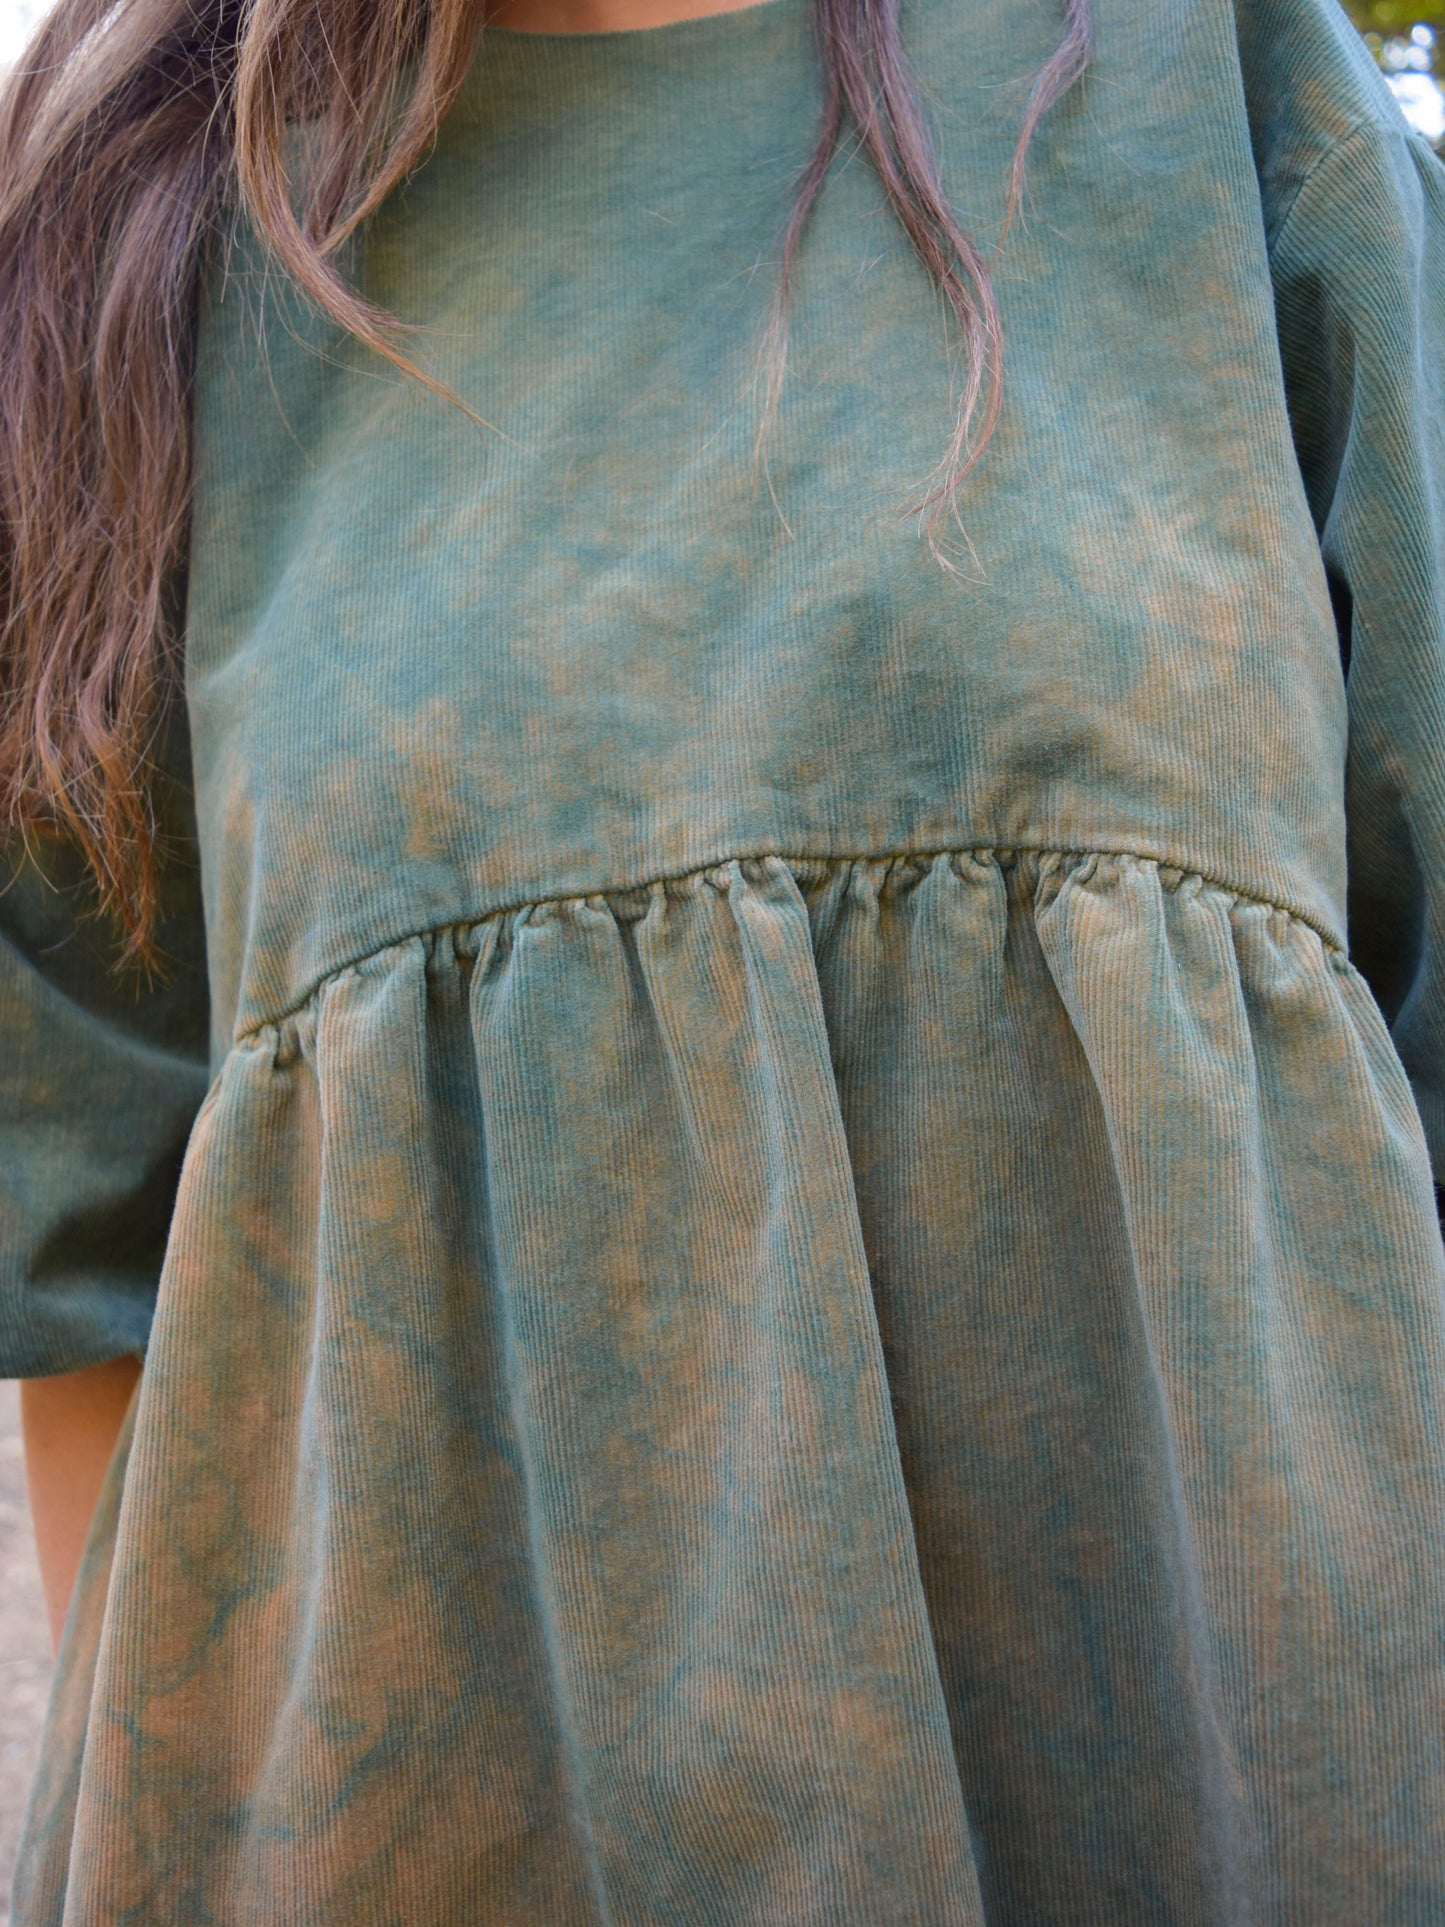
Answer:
[5,0,1445,1916]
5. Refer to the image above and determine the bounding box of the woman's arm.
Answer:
[21,1355,141,1651]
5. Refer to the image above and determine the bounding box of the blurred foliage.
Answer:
[1342,0,1443,75]
[1342,0,1445,30]
[1340,2,1444,138]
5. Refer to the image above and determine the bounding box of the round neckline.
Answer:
[479,0,788,42]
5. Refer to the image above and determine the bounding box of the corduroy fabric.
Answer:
[5,0,1445,1918]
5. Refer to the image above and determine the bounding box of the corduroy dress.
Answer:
[6,0,1445,1918]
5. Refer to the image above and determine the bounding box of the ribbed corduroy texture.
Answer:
[5,0,1445,1918]
[18,854,1445,1921]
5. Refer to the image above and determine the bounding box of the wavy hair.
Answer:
[0,0,1090,959]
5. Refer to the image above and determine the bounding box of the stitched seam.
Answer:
[1269,116,1413,257]
[233,839,1344,1044]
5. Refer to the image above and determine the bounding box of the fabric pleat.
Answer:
[15,849,1445,1927]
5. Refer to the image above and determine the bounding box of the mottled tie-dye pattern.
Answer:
[5,0,1445,1917]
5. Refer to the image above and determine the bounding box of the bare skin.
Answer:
[21,1354,140,1651]
[484,0,775,35]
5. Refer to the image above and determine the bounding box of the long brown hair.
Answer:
[0,0,1090,962]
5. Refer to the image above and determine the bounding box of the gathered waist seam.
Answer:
[232,838,1347,1047]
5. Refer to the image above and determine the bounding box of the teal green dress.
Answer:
[6,0,1445,1916]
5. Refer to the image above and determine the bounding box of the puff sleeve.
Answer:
[1264,34,1445,1177]
[0,697,211,1378]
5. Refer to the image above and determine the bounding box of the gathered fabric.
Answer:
[6,0,1445,1913]
[17,852,1445,1921]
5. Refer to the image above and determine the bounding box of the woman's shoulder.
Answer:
[1226,0,1437,241]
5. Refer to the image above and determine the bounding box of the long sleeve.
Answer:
[0,696,211,1378]
[1260,13,1445,1176]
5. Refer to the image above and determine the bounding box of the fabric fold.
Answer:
[465,858,980,1924]
[15,848,1445,1926]
[1034,851,1445,1915]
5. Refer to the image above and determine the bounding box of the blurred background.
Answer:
[1352,0,1445,141]
[0,0,1441,1923]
